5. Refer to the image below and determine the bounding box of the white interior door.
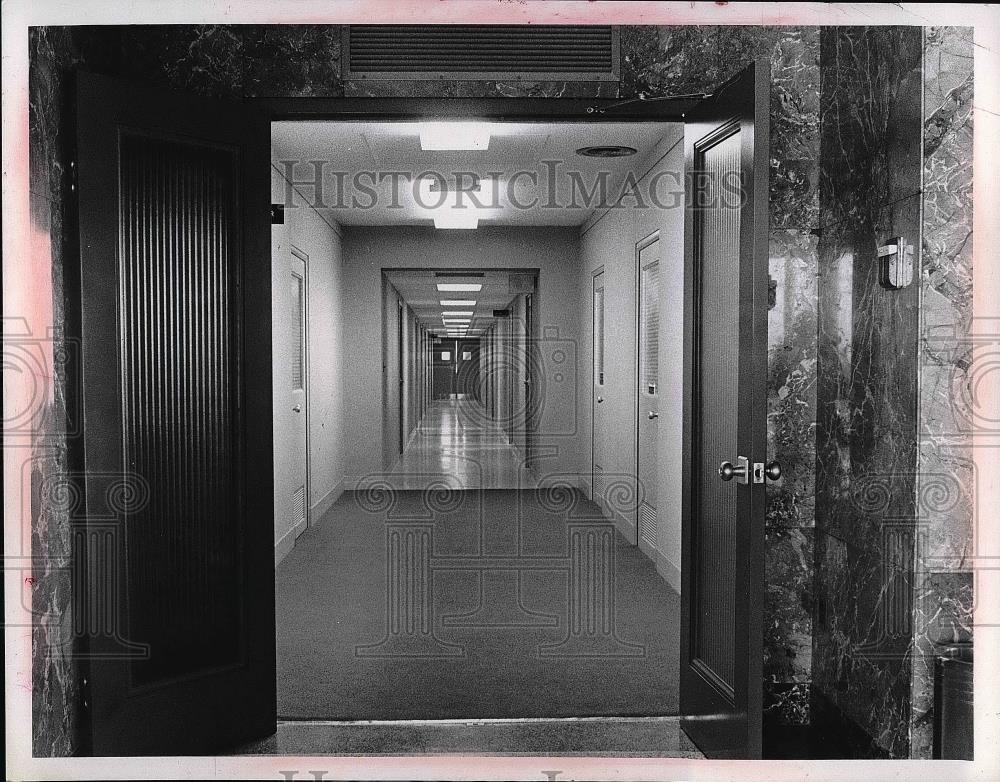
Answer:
[592,269,607,503]
[636,234,661,553]
[273,227,308,558]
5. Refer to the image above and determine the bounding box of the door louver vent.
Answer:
[345,25,619,81]
[639,501,658,549]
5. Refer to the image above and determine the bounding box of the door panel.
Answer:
[592,270,607,503]
[273,231,309,554]
[75,72,274,754]
[290,250,308,529]
[456,339,480,399]
[524,292,536,470]
[433,340,454,399]
[636,235,661,551]
[397,302,405,453]
[511,295,528,456]
[680,60,769,759]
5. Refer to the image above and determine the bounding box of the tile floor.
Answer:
[234,717,704,757]
[385,398,532,490]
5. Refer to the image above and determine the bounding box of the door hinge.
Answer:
[80,674,91,712]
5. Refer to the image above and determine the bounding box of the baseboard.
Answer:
[310,478,344,525]
[274,514,308,567]
[655,551,682,593]
[611,504,637,543]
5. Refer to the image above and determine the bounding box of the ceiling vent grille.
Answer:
[344,25,619,81]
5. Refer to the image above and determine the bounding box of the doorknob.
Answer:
[648,410,659,419]
[718,455,749,484]
[764,461,782,481]
[292,405,301,413]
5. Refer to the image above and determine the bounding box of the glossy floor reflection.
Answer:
[386,398,532,490]
[234,717,704,757]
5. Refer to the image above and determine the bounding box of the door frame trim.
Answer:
[261,90,767,754]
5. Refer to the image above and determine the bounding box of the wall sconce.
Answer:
[877,237,914,290]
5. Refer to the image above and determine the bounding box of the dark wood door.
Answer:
[74,72,274,754]
[455,338,480,399]
[432,339,455,399]
[679,60,769,759]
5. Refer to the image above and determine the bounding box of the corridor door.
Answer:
[523,292,536,470]
[273,233,310,549]
[636,234,660,552]
[74,73,274,754]
[433,340,454,399]
[679,60,769,759]
[591,269,608,503]
[455,339,480,399]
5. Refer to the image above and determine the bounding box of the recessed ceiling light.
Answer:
[420,122,491,151]
[433,211,479,230]
[437,283,483,292]
[440,299,477,306]
[441,311,473,317]
[443,319,471,325]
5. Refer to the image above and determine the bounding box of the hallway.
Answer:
[388,398,530,490]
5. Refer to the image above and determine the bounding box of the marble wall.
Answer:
[26,23,971,759]
[910,26,975,760]
[27,25,121,758]
[811,25,974,759]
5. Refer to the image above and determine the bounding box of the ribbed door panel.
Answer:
[345,25,619,80]
[119,132,243,685]
[640,260,660,391]
[693,128,742,694]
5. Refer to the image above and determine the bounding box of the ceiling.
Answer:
[271,120,681,227]
[384,269,520,337]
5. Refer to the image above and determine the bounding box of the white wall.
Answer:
[272,162,348,564]
[341,226,583,483]
[578,126,686,590]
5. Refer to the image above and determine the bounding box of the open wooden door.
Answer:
[74,72,275,754]
[679,60,769,759]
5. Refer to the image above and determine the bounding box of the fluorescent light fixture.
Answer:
[419,122,491,151]
[437,283,483,292]
[440,299,477,306]
[443,320,471,326]
[433,211,479,230]
[441,311,473,317]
